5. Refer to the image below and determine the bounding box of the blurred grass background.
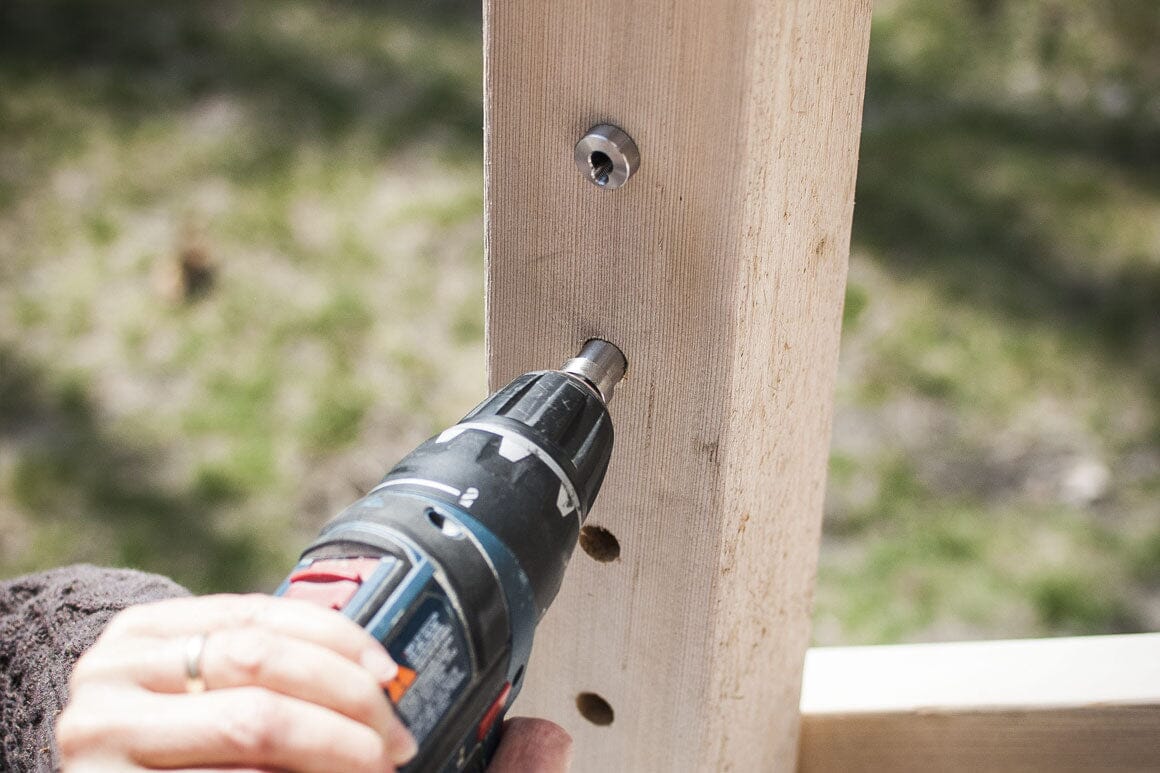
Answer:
[0,0,1156,645]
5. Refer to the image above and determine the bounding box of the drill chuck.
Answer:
[561,338,628,403]
[275,340,625,772]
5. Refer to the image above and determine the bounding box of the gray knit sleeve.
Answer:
[0,565,190,771]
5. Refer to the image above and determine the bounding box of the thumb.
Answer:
[488,717,573,773]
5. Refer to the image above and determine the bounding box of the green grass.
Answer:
[0,0,486,594]
[813,0,1160,644]
[0,1,1156,643]
[300,381,373,452]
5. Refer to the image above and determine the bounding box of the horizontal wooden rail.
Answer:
[799,633,1160,771]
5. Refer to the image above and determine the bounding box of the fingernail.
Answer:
[392,726,419,764]
[361,645,398,683]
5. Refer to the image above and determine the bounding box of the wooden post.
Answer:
[484,1,871,769]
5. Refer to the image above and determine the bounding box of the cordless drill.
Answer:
[273,340,626,772]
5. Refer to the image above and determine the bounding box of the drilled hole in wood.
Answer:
[579,525,620,562]
[588,151,613,186]
[576,692,614,726]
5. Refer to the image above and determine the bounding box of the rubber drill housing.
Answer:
[379,368,613,616]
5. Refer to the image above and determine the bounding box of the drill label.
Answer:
[388,594,472,744]
[385,665,417,703]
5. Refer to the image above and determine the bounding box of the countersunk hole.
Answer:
[588,151,614,186]
[576,692,614,726]
[579,525,620,562]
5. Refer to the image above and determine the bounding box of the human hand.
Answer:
[56,593,418,772]
[56,594,573,772]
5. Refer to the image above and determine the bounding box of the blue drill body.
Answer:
[275,342,625,772]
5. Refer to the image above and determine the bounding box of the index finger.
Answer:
[103,594,393,677]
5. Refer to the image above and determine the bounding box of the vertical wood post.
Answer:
[484,2,871,769]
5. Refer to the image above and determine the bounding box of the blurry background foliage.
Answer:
[0,0,1157,645]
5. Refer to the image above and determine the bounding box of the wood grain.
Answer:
[800,634,1160,772]
[484,1,871,769]
[802,708,1160,772]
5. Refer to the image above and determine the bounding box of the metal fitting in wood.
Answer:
[574,124,640,190]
